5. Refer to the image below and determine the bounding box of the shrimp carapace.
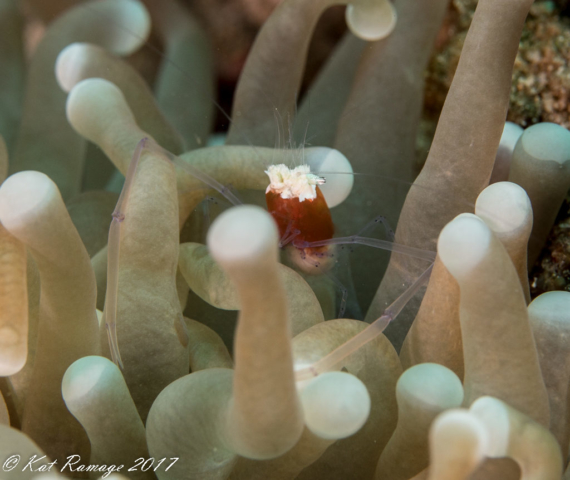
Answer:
[265,164,335,273]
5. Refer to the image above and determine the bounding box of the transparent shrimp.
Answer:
[106,138,436,380]
[263,159,435,321]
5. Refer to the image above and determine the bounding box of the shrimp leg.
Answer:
[104,138,244,369]
[104,138,148,369]
[298,236,436,262]
[295,262,434,381]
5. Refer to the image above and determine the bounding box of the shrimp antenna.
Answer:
[147,139,243,206]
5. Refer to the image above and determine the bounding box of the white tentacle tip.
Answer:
[469,397,510,458]
[207,205,278,264]
[66,78,133,142]
[62,356,115,403]
[475,181,532,235]
[438,213,492,279]
[397,363,464,409]
[0,171,58,232]
[102,0,152,56]
[528,290,570,325]
[299,371,371,440]
[430,409,489,463]
[306,147,354,208]
[346,0,397,41]
[517,122,570,165]
[56,43,93,93]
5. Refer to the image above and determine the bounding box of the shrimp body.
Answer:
[265,164,335,273]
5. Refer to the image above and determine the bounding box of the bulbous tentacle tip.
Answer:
[100,0,152,57]
[0,171,58,231]
[299,371,371,440]
[398,363,464,409]
[62,356,111,403]
[345,0,397,42]
[468,397,511,457]
[528,290,570,323]
[431,409,489,457]
[475,181,532,235]
[306,147,354,209]
[517,122,570,165]
[500,122,524,153]
[66,78,135,144]
[437,213,491,279]
[56,43,92,93]
[207,205,279,265]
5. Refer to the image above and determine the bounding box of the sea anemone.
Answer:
[0,0,569,479]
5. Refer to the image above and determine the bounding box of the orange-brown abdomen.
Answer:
[266,186,334,245]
